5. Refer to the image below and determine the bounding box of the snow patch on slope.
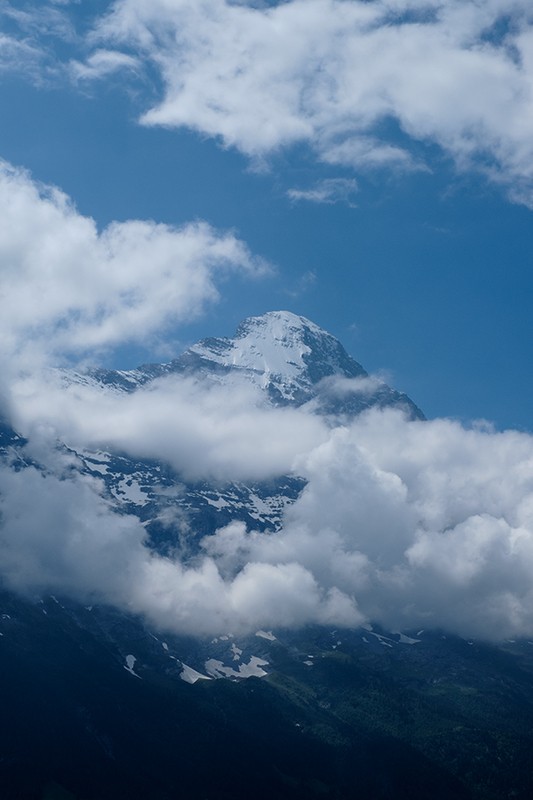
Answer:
[124,654,141,678]
[180,663,212,684]
[205,656,268,679]
[186,310,360,403]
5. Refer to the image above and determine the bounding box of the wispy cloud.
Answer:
[69,48,140,81]
[0,1,76,82]
[287,178,358,206]
[0,32,44,76]
[282,269,317,298]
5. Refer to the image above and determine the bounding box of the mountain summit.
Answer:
[134,310,422,417]
[178,310,368,405]
[83,310,423,418]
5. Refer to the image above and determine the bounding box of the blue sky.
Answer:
[1,0,533,429]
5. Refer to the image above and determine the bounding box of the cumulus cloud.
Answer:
[0,153,356,638]
[2,153,533,640]
[0,151,360,640]
[201,409,533,640]
[2,243,533,642]
[2,0,533,639]
[86,0,533,203]
[0,161,266,372]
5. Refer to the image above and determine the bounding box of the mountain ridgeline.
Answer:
[85,310,424,418]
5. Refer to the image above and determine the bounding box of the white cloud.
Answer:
[0,153,356,638]
[0,161,266,371]
[0,465,145,600]
[88,0,533,203]
[201,408,533,640]
[0,2,76,41]
[287,178,358,206]
[0,463,361,636]
[10,371,329,482]
[2,154,533,639]
[70,48,140,81]
[2,0,533,638]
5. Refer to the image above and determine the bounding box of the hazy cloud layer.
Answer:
[11,372,329,482]
[84,0,533,203]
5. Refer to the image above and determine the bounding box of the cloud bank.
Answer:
[207,410,533,641]
[85,0,533,203]
[0,463,357,637]
[5,370,533,640]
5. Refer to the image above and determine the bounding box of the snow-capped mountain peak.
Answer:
[181,310,367,404]
[225,310,344,373]
[69,310,423,417]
